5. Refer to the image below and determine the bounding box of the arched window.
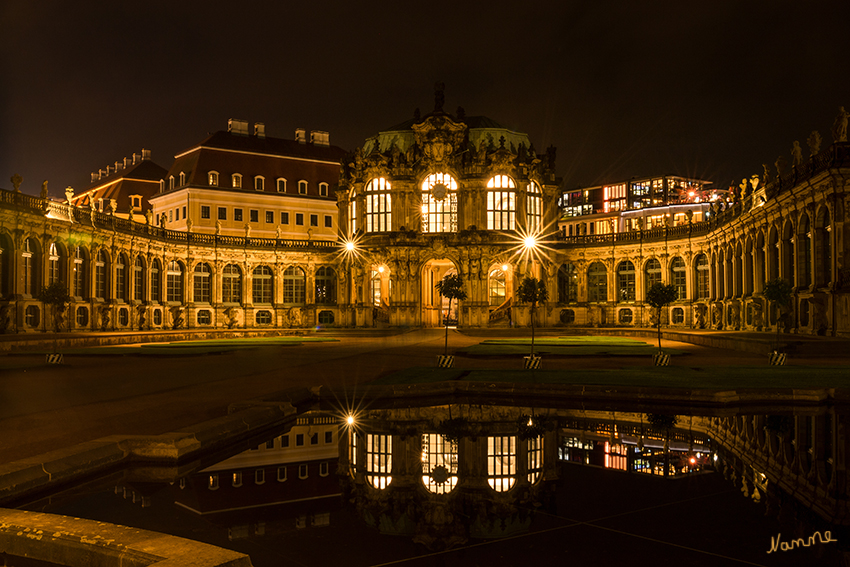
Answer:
[208,171,219,186]
[276,178,287,193]
[558,263,578,303]
[254,176,264,191]
[617,261,636,302]
[587,261,607,302]
[315,267,336,304]
[421,172,458,233]
[364,178,391,232]
[134,256,145,301]
[670,257,686,300]
[755,232,766,292]
[193,263,211,303]
[252,265,273,304]
[797,213,812,288]
[151,259,161,302]
[815,207,831,286]
[319,182,329,197]
[715,251,725,299]
[694,254,709,300]
[487,436,516,492]
[73,246,87,298]
[115,254,128,301]
[366,434,392,489]
[298,180,308,194]
[527,436,543,484]
[284,266,306,304]
[421,433,458,494]
[222,264,242,303]
[781,221,794,285]
[166,261,184,303]
[370,269,382,306]
[95,249,108,300]
[527,181,542,233]
[768,226,779,282]
[232,173,242,189]
[644,259,661,294]
[486,175,516,230]
[22,238,37,296]
[489,269,506,306]
[48,242,61,285]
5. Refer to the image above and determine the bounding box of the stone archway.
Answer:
[421,258,459,327]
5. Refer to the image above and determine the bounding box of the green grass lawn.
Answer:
[460,336,683,357]
[15,336,337,357]
[373,366,850,389]
[481,337,647,345]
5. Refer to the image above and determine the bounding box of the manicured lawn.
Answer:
[372,366,850,389]
[481,337,647,345]
[460,336,684,357]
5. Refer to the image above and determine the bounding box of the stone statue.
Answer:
[53,304,66,332]
[730,303,741,330]
[109,199,117,215]
[791,141,803,167]
[762,163,771,184]
[775,155,787,176]
[832,106,848,143]
[215,219,222,234]
[90,201,97,222]
[224,307,238,329]
[244,223,251,238]
[10,174,22,193]
[290,307,302,328]
[186,217,193,232]
[145,209,153,225]
[99,305,111,331]
[807,130,822,156]
[751,301,764,330]
[128,206,134,222]
[711,303,722,330]
[275,225,282,239]
[65,186,74,204]
[170,306,184,330]
[40,180,48,200]
[159,212,167,227]
[694,303,707,329]
[137,305,147,330]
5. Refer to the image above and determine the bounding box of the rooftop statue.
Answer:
[807,130,822,156]
[791,141,803,167]
[832,106,848,143]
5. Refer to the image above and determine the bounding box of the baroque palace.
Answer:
[1,93,849,337]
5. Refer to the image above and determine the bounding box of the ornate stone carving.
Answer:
[807,130,822,156]
[791,141,803,167]
[832,106,848,143]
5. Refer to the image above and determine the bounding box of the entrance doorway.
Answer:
[421,258,459,327]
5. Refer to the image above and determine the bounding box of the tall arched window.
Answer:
[617,261,636,302]
[95,249,108,300]
[527,181,542,233]
[797,213,812,288]
[587,261,607,303]
[151,259,161,302]
[193,263,211,303]
[366,434,392,489]
[755,232,766,292]
[487,436,516,492]
[315,267,336,304]
[768,226,779,282]
[486,174,516,230]
[670,257,686,300]
[370,270,382,306]
[22,238,37,296]
[815,206,831,286]
[348,188,357,236]
[283,266,306,304]
[421,172,458,233]
[421,433,458,494]
[115,254,128,301]
[134,256,145,301]
[365,178,391,233]
[781,221,794,285]
[558,263,578,303]
[222,264,242,304]
[489,269,506,306]
[48,242,61,285]
[527,436,543,484]
[694,254,709,300]
[644,259,661,295]
[73,246,87,298]
[252,265,273,304]
[166,261,184,303]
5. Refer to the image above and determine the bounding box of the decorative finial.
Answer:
[499,135,506,149]
[434,82,445,112]
[11,174,22,192]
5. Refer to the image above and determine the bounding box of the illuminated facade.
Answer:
[1,97,848,336]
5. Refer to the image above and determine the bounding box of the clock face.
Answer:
[431,182,448,201]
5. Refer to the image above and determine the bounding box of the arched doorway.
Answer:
[421,258,460,327]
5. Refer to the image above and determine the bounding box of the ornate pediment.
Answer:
[411,115,466,167]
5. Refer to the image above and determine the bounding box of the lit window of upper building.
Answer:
[421,172,458,233]
[255,176,264,191]
[232,173,242,189]
[365,178,391,233]
[486,175,516,230]
[208,171,218,186]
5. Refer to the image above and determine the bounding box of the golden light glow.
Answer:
[501,218,561,267]
[501,263,509,272]
[346,415,355,426]
[345,241,355,252]
[377,265,384,273]
[523,235,537,249]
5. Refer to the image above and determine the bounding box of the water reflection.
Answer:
[21,399,848,566]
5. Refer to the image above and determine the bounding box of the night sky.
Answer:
[3,1,849,197]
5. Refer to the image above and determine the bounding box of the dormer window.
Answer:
[298,180,308,194]
[159,180,165,192]
[208,171,219,186]
[168,176,175,191]
[255,176,265,191]
[179,172,186,186]
[232,174,242,189]
[319,182,328,196]
[277,178,287,193]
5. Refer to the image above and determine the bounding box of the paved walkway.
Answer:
[1,328,848,464]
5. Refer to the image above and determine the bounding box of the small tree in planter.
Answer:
[763,277,792,363]
[434,273,467,366]
[646,282,678,365]
[38,280,71,362]
[517,276,548,367]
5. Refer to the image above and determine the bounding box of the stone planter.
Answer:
[523,355,541,369]
[653,352,670,366]
[437,355,454,368]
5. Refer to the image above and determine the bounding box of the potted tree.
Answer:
[434,273,467,367]
[646,282,678,366]
[763,277,792,365]
[517,276,548,369]
[38,280,71,364]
